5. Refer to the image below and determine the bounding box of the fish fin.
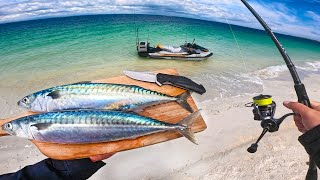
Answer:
[72,81,92,84]
[47,90,61,99]
[31,123,52,131]
[176,110,201,144]
[179,129,198,145]
[176,91,194,113]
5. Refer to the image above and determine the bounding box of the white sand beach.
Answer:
[0,73,319,179]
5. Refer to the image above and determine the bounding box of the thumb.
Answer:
[283,101,311,115]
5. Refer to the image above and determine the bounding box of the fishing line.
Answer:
[134,7,137,45]
[200,5,248,73]
[223,13,248,73]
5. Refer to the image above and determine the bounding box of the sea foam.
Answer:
[196,61,320,105]
[247,61,320,80]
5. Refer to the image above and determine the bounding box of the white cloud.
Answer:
[306,11,320,22]
[0,0,319,41]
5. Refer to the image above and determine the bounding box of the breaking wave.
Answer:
[194,61,320,103]
[193,72,264,101]
[248,61,320,80]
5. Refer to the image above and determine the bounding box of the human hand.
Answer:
[90,153,115,162]
[283,101,320,133]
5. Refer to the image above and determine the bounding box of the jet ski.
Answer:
[137,40,213,61]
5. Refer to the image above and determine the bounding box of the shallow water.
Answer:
[0,14,319,103]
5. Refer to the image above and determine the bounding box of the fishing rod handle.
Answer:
[294,84,317,180]
[306,156,318,180]
[294,84,311,107]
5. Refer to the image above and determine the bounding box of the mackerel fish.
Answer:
[17,82,193,113]
[2,110,200,144]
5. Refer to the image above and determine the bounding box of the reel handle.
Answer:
[247,113,294,153]
[275,113,295,127]
[247,128,268,153]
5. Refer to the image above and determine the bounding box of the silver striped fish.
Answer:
[17,82,193,113]
[2,110,200,144]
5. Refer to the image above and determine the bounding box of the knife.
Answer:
[123,70,206,95]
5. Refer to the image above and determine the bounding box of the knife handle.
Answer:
[156,73,206,94]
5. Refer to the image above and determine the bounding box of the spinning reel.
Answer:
[245,94,295,153]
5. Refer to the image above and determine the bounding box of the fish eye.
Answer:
[22,97,28,103]
[4,123,13,130]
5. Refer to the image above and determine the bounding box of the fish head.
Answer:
[17,94,36,110]
[18,93,50,112]
[2,120,30,138]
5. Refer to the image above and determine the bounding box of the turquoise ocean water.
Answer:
[0,14,319,100]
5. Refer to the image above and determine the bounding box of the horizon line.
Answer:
[1,13,319,43]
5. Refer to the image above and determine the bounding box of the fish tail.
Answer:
[176,110,201,144]
[176,91,194,113]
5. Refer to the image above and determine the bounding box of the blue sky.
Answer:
[0,0,319,41]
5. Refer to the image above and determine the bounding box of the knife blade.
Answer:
[123,70,206,95]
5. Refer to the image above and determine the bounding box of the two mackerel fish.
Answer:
[3,82,199,144]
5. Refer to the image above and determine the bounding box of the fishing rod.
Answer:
[240,0,317,179]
